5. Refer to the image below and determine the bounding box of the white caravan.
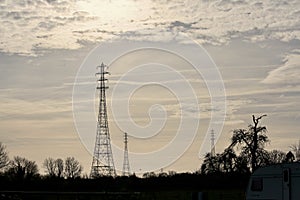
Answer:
[246,162,300,200]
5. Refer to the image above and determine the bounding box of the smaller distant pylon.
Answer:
[210,129,216,157]
[122,132,131,176]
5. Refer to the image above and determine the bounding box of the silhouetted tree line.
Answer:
[200,115,299,175]
[0,142,83,182]
[0,115,299,192]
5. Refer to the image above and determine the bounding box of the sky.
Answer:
[0,0,300,175]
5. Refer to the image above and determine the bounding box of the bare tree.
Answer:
[55,158,64,178]
[7,156,38,179]
[0,142,9,172]
[43,157,56,177]
[43,158,64,178]
[201,153,222,174]
[64,157,83,179]
[290,140,300,161]
[230,114,268,171]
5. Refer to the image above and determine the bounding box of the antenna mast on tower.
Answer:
[122,132,131,176]
[90,63,116,177]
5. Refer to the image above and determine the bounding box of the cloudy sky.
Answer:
[0,0,300,175]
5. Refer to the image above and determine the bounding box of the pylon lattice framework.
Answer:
[210,129,216,157]
[90,63,116,177]
[122,132,131,176]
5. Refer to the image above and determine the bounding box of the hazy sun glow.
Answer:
[76,0,152,26]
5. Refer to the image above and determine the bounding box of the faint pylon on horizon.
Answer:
[122,132,131,176]
[210,129,216,157]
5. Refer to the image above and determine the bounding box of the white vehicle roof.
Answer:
[252,162,300,176]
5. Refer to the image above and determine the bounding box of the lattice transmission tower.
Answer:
[122,132,131,176]
[90,63,116,177]
[210,129,216,157]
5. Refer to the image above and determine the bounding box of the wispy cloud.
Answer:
[262,51,300,85]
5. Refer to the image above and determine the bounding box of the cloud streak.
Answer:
[262,51,300,85]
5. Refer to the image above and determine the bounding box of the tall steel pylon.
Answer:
[90,63,116,177]
[122,132,131,176]
[210,129,216,157]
